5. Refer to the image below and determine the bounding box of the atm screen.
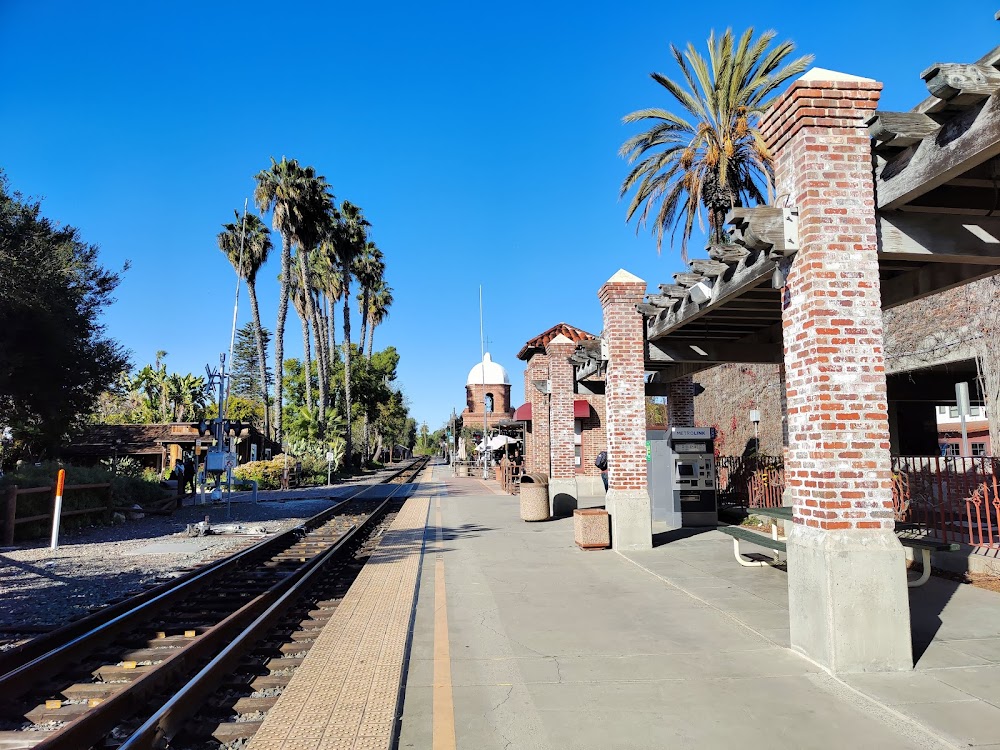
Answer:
[677,463,695,477]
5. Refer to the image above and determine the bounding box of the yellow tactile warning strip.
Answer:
[248,491,431,750]
[432,498,457,750]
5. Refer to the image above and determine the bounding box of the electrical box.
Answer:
[205,451,227,473]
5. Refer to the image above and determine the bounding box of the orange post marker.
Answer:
[50,468,66,550]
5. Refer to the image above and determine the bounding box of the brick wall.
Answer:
[693,364,785,456]
[547,336,577,480]
[525,353,549,474]
[762,74,893,532]
[578,392,607,476]
[599,271,648,492]
[667,376,695,429]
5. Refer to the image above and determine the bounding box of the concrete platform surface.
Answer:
[398,465,1000,749]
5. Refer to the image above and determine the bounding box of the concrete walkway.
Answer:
[398,464,1000,749]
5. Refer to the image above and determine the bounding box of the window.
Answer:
[972,443,987,456]
[949,407,959,418]
[484,393,494,414]
[941,443,960,456]
[971,406,982,417]
[938,406,947,415]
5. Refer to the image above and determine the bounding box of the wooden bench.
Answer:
[898,538,960,587]
[722,506,961,587]
[719,525,787,567]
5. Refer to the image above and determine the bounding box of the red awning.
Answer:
[514,401,589,420]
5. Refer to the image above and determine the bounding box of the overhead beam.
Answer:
[916,46,1000,114]
[922,63,1000,107]
[647,254,776,341]
[648,340,781,365]
[877,211,1000,264]
[880,262,1000,309]
[878,92,1000,209]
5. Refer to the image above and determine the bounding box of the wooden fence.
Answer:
[3,482,113,546]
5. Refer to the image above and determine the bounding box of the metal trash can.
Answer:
[520,473,550,521]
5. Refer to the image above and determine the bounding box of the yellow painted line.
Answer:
[432,501,457,750]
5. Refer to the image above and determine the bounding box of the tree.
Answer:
[0,172,130,460]
[354,241,384,349]
[218,209,273,437]
[331,200,370,464]
[231,322,272,403]
[254,157,330,442]
[619,28,811,259]
[366,280,394,358]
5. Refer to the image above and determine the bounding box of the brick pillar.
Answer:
[762,70,911,672]
[525,354,549,475]
[599,270,652,551]
[546,335,579,515]
[667,376,695,429]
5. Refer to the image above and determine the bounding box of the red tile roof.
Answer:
[517,323,597,361]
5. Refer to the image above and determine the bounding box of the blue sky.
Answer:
[2,1,996,431]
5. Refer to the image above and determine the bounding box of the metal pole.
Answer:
[225,200,249,416]
[957,382,971,456]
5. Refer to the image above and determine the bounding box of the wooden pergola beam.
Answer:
[922,63,1000,107]
[878,211,1000,264]
[648,340,782,365]
[878,88,1000,209]
[880,261,1000,308]
[867,111,942,150]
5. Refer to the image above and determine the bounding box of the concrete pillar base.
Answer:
[548,478,578,517]
[787,524,913,673]
[606,489,652,551]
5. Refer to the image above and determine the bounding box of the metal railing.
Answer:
[716,456,785,509]
[892,455,999,548]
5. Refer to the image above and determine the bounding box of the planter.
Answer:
[574,509,610,550]
[519,473,550,521]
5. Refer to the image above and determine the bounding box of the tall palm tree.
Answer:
[218,210,274,437]
[366,281,393,359]
[332,200,370,465]
[254,157,328,441]
[619,28,811,260]
[354,242,384,349]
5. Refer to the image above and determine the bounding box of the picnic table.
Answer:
[720,506,959,587]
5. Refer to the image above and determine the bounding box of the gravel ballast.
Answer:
[0,467,419,648]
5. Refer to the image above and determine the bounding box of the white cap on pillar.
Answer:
[607,269,645,284]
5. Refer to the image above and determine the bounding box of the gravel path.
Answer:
[0,462,423,647]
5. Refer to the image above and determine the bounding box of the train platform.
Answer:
[250,461,1000,749]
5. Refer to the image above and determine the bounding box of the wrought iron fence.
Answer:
[716,456,785,509]
[892,455,999,548]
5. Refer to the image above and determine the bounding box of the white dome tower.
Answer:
[462,352,514,428]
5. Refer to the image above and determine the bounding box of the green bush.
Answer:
[0,461,166,540]
[233,453,339,490]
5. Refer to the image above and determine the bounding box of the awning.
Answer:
[514,400,591,421]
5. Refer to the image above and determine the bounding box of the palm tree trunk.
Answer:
[299,308,313,412]
[366,317,375,359]
[311,295,328,427]
[247,281,271,439]
[275,235,291,441]
[359,289,370,349]
[342,261,353,466]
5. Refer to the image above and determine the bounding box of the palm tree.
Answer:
[331,200,370,465]
[366,281,393,359]
[354,242,384,349]
[619,28,811,260]
[254,157,330,441]
[218,210,274,437]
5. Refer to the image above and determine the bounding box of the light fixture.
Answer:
[688,279,713,304]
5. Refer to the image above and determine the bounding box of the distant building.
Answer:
[461,352,514,431]
[65,423,281,473]
[935,404,992,456]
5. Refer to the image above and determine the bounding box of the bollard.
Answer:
[50,469,66,550]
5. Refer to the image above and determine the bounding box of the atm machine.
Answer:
[647,427,718,529]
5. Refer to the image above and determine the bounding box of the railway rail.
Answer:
[0,456,429,749]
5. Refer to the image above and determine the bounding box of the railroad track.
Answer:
[0,456,430,749]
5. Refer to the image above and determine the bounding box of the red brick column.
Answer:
[525,354,549,475]
[546,335,579,514]
[667,376,695,429]
[599,270,652,550]
[546,336,577,480]
[762,70,911,672]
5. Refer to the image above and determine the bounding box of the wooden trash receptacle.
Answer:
[519,473,550,521]
[574,509,610,550]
